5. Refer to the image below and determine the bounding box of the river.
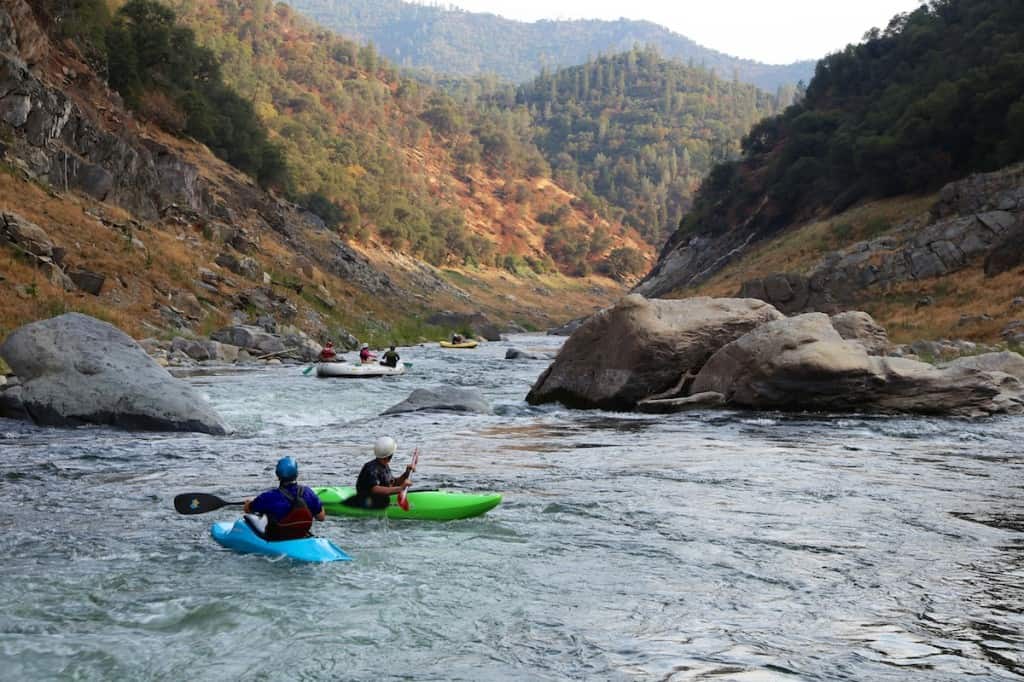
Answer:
[1,334,1022,680]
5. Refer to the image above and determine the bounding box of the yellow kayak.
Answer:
[440,340,479,349]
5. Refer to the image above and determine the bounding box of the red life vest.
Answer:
[266,485,314,541]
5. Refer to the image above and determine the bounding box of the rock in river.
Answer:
[691,313,1024,417]
[0,313,229,434]
[383,386,493,415]
[527,294,783,410]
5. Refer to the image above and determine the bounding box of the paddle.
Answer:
[173,492,245,515]
[302,365,315,375]
[397,447,420,511]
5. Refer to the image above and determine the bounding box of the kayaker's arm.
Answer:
[370,480,412,496]
[243,498,253,513]
[315,509,326,522]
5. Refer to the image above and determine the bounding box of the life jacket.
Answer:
[265,485,314,541]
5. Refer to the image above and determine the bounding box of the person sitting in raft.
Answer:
[348,436,415,509]
[243,456,326,540]
[359,343,377,364]
[319,340,337,362]
[451,333,464,344]
[380,345,400,367]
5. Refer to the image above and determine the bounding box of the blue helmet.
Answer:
[275,456,298,482]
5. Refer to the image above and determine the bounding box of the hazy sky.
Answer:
[439,0,925,64]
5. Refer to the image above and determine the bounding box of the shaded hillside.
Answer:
[639,0,1024,300]
[511,48,779,246]
[283,0,814,92]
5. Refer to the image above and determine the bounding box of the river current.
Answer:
[1,334,1022,680]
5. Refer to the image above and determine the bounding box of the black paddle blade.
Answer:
[173,492,243,515]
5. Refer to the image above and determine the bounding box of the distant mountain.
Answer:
[283,0,814,91]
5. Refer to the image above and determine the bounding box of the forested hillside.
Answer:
[671,0,1024,249]
[283,0,813,92]
[511,49,779,245]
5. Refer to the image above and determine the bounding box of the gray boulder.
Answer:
[942,351,1024,382]
[690,313,1023,416]
[0,384,30,421]
[210,325,287,355]
[0,313,229,433]
[505,348,544,360]
[526,294,783,410]
[383,386,493,415]
[830,311,890,356]
[67,269,105,296]
[1,211,53,257]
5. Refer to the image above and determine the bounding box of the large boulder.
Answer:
[1,211,54,257]
[526,294,784,410]
[382,386,492,415]
[691,313,1023,416]
[830,311,890,355]
[942,351,1024,382]
[210,325,287,355]
[0,313,230,433]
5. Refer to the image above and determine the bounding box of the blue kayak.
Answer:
[210,519,352,563]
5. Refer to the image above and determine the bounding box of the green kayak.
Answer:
[313,486,502,521]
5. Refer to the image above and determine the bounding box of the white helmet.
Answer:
[374,436,396,458]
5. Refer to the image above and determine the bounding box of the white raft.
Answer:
[316,362,406,378]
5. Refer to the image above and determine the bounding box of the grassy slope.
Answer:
[686,194,1024,344]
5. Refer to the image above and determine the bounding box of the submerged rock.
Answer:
[383,386,492,415]
[0,313,229,434]
[505,348,544,360]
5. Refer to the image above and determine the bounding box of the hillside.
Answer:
[511,48,779,246]
[0,0,638,348]
[637,0,1024,344]
[283,0,814,92]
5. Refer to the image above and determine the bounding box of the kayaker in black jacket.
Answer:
[380,346,400,367]
[349,437,415,509]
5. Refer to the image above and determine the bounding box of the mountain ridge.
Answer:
[283,0,815,91]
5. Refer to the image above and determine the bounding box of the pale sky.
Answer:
[439,0,925,64]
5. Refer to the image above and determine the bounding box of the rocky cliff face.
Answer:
[636,163,1024,310]
[0,0,421,324]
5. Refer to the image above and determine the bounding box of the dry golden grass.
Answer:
[691,195,935,299]
[860,268,1024,344]
[686,192,1022,343]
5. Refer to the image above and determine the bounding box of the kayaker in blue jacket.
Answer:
[243,456,326,540]
[349,436,415,509]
